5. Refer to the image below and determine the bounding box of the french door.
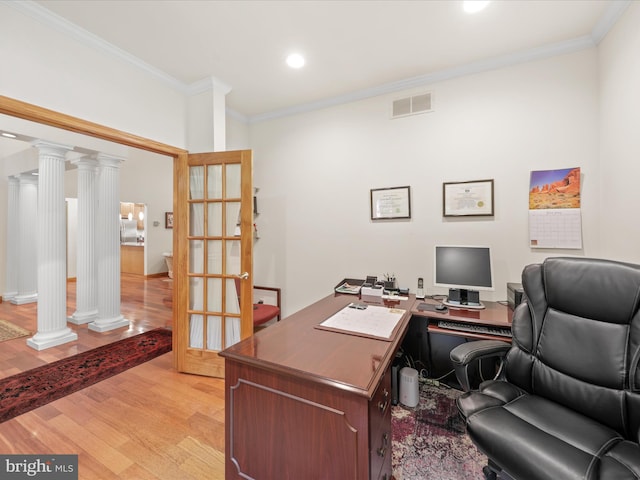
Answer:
[174,150,254,377]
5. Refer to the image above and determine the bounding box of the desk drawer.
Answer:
[370,368,392,479]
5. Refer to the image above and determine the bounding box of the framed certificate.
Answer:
[370,186,411,220]
[443,179,494,217]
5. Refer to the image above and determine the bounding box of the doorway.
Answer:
[0,95,256,377]
[119,202,146,275]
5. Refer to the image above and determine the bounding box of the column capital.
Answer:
[97,153,126,169]
[71,155,100,170]
[16,173,38,185]
[210,75,232,95]
[190,75,232,95]
[30,140,74,158]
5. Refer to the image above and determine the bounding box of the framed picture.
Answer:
[165,212,174,229]
[443,179,494,217]
[370,186,411,220]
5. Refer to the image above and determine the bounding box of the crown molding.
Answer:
[7,0,632,125]
[188,76,232,96]
[7,0,189,93]
[591,0,632,44]
[248,35,595,124]
[240,1,633,124]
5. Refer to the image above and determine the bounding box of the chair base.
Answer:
[483,466,497,480]
[483,461,514,480]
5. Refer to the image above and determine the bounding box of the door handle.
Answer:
[236,272,249,280]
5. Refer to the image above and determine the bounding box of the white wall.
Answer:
[598,2,640,263]
[0,3,187,148]
[226,115,251,151]
[250,50,600,315]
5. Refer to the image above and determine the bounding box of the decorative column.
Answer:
[89,154,129,332]
[186,76,230,152]
[3,176,19,302]
[11,174,38,305]
[68,156,99,324]
[27,141,78,351]
[211,76,229,152]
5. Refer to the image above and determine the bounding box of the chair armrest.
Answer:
[450,340,511,392]
[450,340,511,366]
[254,285,280,294]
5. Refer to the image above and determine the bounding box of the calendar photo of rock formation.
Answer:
[529,167,581,210]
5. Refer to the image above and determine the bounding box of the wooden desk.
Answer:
[405,299,512,385]
[411,298,512,342]
[220,293,414,480]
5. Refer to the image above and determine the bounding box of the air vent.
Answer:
[392,92,433,119]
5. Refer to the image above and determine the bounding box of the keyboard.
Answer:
[437,320,512,338]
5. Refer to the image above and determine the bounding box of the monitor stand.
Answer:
[443,299,486,310]
[444,288,486,310]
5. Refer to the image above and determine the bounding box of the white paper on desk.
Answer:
[318,305,405,340]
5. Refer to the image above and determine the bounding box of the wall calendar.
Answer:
[528,167,582,249]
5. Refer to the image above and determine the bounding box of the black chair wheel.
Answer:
[483,466,497,480]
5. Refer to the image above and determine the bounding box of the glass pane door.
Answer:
[188,163,242,351]
[175,150,253,378]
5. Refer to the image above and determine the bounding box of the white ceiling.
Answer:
[22,0,628,123]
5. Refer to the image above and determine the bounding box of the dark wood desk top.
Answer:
[220,293,414,399]
[411,298,512,327]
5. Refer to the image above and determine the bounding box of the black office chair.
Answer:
[450,257,640,480]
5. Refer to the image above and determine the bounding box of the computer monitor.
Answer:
[434,245,494,309]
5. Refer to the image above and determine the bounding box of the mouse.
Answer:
[435,304,447,311]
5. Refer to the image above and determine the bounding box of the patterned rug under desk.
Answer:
[392,382,487,479]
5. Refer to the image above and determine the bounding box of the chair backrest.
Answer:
[508,257,640,443]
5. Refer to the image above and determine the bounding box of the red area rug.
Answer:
[0,328,172,423]
[392,382,487,479]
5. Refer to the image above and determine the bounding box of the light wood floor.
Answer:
[0,274,225,479]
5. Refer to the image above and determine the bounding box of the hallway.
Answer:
[0,274,173,379]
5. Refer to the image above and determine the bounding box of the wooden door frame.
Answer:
[0,95,188,361]
[175,150,254,377]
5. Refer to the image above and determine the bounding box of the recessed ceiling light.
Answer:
[286,53,305,69]
[1,132,17,138]
[463,1,490,14]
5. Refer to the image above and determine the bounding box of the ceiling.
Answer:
[21,0,628,123]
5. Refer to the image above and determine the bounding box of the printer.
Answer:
[507,282,524,310]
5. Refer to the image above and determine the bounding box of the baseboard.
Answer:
[66,274,169,282]
[146,272,171,279]
[65,273,168,283]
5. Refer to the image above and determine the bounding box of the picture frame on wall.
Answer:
[443,179,494,217]
[370,186,411,220]
[165,212,174,229]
